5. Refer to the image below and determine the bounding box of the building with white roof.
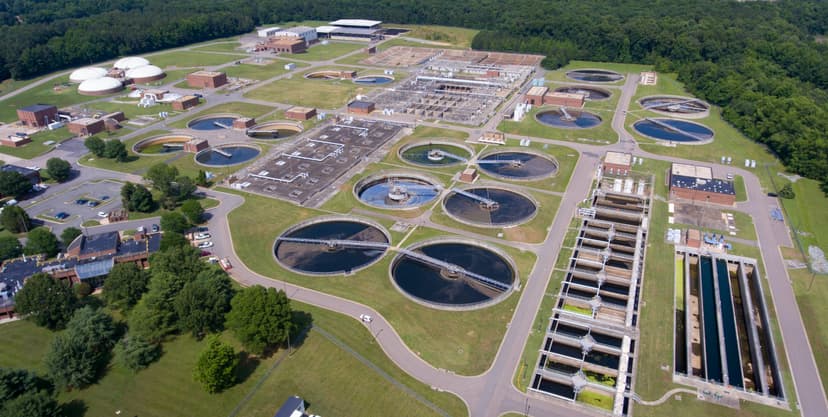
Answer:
[329,19,382,28]
[272,26,317,44]
[318,19,383,41]
[257,26,281,37]
[69,67,107,83]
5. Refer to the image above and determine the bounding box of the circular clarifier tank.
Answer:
[187,114,241,131]
[443,187,537,227]
[477,151,558,180]
[566,69,624,83]
[246,121,303,139]
[399,141,473,167]
[195,145,260,166]
[535,108,602,129]
[391,239,516,309]
[639,96,709,117]
[305,71,344,80]
[633,118,714,143]
[353,75,394,85]
[355,173,441,209]
[133,134,193,155]
[553,85,611,100]
[274,218,390,275]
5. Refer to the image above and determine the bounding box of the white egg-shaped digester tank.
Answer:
[78,76,123,96]
[113,56,150,70]
[69,67,107,83]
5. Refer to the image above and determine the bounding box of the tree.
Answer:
[60,227,82,247]
[195,170,209,186]
[180,199,205,224]
[23,227,60,258]
[115,335,161,372]
[84,136,105,157]
[226,286,295,355]
[779,183,796,199]
[103,262,149,309]
[172,176,196,201]
[0,368,51,402]
[103,139,128,161]
[0,171,32,199]
[193,336,238,393]
[45,158,71,182]
[159,232,187,251]
[174,268,234,338]
[160,211,190,234]
[45,306,117,389]
[145,164,179,196]
[0,205,31,233]
[0,390,60,417]
[73,282,92,298]
[13,273,77,330]
[121,182,135,206]
[0,236,21,261]
[129,184,154,212]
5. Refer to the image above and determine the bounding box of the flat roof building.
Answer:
[347,100,375,114]
[68,118,105,136]
[286,106,316,121]
[17,104,58,128]
[273,26,317,44]
[329,19,382,28]
[603,151,633,176]
[186,71,228,89]
[318,19,383,41]
[525,86,548,106]
[258,27,281,38]
[268,38,307,54]
[669,163,735,205]
[172,95,200,111]
[543,92,585,108]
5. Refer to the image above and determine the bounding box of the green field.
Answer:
[226,189,536,375]
[0,76,106,123]
[0,126,74,159]
[190,42,243,53]
[222,59,306,81]
[148,50,247,69]
[244,67,368,109]
[392,25,480,49]
[0,301,467,417]
[284,42,366,62]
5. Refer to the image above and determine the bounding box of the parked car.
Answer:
[87,201,99,207]
[4,199,17,206]
[97,211,108,218]
[75,199,88,205]
[100,195,109,200]
[194,232,211,240]
[197,241,214,249]
[359,314,373,323]
[151,224,159,232]
[55,212,69,220]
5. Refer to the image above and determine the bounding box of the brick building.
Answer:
[347,100,375,115]
[268,38,307,53]
[68,118,105,136]
[286,106,316,121]
[186,71,228,89]
[172,96,200,111]
[525,86,548,106]
[1,136,32,148]
[669,163,736,206]
[543,92,585,107]
[603,151,632,176]
[17,104,58,128]
[184,139,209,153]
[233,117,256,129]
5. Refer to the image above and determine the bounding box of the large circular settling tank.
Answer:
[133,134,193,154]
[566,69,624,83]
[305,71,344,80]
[639,96,709,116]
[535,108,602,129]
[399,142,472,167]
[246,122,303,139]
[188,115,240,131]
[391,241,515,308]
[477,151,558,180]
[275,219,389,275]
[195,145,260,166]
[633,118,714,143]
[356,175,440,209]
[353,75,394,85]
[554,86,611,100]
[444,187,537,227]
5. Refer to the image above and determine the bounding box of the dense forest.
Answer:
[2,0,828,188]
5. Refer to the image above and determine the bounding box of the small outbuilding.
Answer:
[268,38,307,53]
[186,71,228,89]
[347,100,375,115]
[286,106,316,121]
[17,104,58,128]
[68,118,105,136]
[184,139,209,153]
[603,151,632,176]
[172,96,200,111]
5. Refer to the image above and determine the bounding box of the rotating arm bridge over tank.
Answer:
[274,236,512,292]
[643,117,707,142]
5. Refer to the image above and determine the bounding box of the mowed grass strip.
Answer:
[283,42,366,62]
[148,50,247,69]
[225,189,532,375]
[0,75,105,123]
[222,59,307,81]
[244,68,367,109]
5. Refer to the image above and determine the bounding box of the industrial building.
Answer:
[526,86,548,106]
[669,163,736,205]
[317,19,383,41]
[347,100,375,114]
[68,118,106,136]
[286,106,317,121]
[172,95,200,111]
[186,71,228,88]
[17,104,58,127]
[113,56,150,70]
[0,231,161,319]
[268,37,307,53]
[0,135,31,148]
[272,26,318,44]
[0,164,40,185]
[603,152,632,176]
[257,26,281,37]
[543,92,585,107]
[184,138,209,153]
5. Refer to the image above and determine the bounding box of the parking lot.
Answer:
[24,179,124,231]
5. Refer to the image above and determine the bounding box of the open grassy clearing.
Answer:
[244,67,370,109]
[169,102,276,129]
[0,75,105,123]
[148,50,247,70]
[497,105,619,145]
[544,60,653,85]
[284,42,367,62]
[190,41,243,54]
[0,300,466,417]
[390,25,480,49]
[222,59,307,81]
[225,188,535,375]
[0,126,74,159]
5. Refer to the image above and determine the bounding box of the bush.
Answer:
[45,158,71,182]
[193,337,238,393]
[180,199,205,224]
[779,183,796,199]
[103,139,128,161]
[84,137,106,157]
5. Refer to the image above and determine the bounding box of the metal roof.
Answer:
[329,19,382,28]
[348,100,374,109]
[75,258,114,280]
[326,27,381,36]
[19,104,56,113]
[1,164,39,177]
[273,396,304,417]
[670,174,735,195]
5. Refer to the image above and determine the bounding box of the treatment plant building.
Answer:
[669,163,736,205]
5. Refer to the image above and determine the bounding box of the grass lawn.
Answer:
[244,67,369,109]
[148,50,247,70]
[0,126,74,159]
[0,76,104,123]
[222,59,307,81]
[577,389,614,411]
[284,42,366,62]
[190,42,243,53]
[225,189,536,375]
[0,301,467,417]
[498,105,619,145]
[392,25,480,49]
[169,102,276,129]
[545,60,653,85]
